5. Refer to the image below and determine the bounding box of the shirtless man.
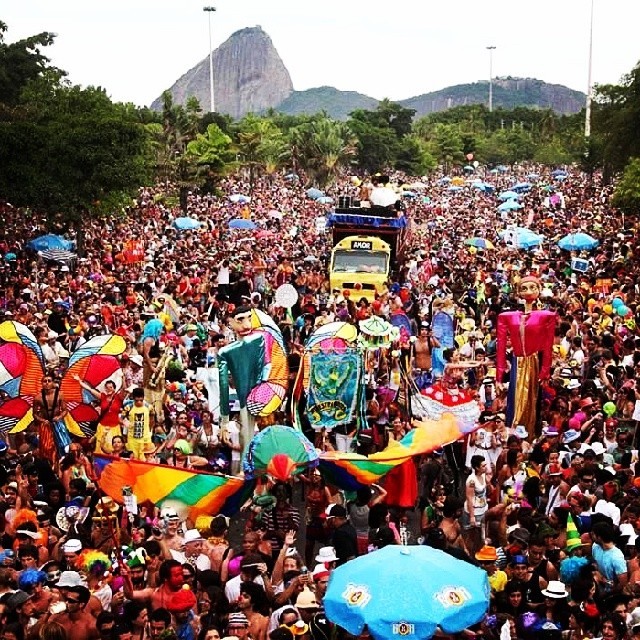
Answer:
[413,322,434,389]
[48,585,99,640]
[122,559,185,612]
[160,508,184,552]
[205,515,230,574]
[238,582,269,640]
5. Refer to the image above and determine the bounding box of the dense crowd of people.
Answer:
[0,164,639,640]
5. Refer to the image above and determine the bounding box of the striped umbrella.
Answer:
[39,249,77,263]
[463,237,495,250]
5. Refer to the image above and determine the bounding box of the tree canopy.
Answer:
[0,23,151,220]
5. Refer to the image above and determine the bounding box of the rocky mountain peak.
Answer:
[151,26,293,118]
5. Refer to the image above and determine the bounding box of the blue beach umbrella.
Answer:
[324,545,489,640]
[229,194,251,203]
[26,234,74,252]
[306,188,325,200]
[228,219,257,230]
[498,200,524,212]
[500,227,544,249]
[511,182,532,192]
[447,185,463,192]
[173,217,201,231]
[557,232,599,251]
[498,190,520,201]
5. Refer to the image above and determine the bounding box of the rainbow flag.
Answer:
[319,413,463,490]
[95,455,254,518]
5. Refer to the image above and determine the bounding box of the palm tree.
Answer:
[289,118,356,187]
[235,115,286,191]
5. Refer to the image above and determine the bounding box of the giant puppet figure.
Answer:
[496,276,556,440]
[218,306,289,458]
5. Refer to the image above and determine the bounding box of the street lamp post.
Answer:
[487,46,496,112]
[203,6,216,113]
[584,0,594,139]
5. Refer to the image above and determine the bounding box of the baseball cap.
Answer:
[6,590,31,610]
[327,504,347,518]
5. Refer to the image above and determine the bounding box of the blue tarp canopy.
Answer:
[327,213,407,229]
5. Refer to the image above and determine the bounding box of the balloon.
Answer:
[612,297,624,309]
[603,304,613,315]
[617,305,630,317]
[558,345,568,358]
[603,402,616,417]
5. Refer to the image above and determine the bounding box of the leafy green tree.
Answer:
[611,157,640,213]
[395,135,436,175]
[533,141,574,165]
[348,118,398,173]
[593,62,640,178]
[348,100,416,173]
[0,21,62,108]
[431,124,464,172]
[0,23,154,236]
[0,84,149,218]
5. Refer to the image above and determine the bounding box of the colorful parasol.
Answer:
[243,425,319,481]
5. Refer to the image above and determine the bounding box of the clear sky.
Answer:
[4,0,639,109]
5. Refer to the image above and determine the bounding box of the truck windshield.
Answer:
[332,250,388,273]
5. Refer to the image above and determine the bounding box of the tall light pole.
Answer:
[203,6,216,113]
[487,46,496,112]
[584,0,594,139]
